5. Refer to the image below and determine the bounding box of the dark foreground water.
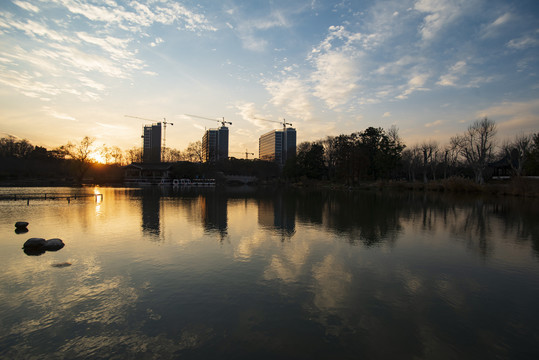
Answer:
[0,186,538,359]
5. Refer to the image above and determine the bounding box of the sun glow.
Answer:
[89,153,106,164]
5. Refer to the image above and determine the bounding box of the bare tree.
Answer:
[100,144,112,164]
[451,117,497,184]
[65,136,95,182]
[441,143,460,179]
[110,146,124,165]
[183,141,203,163]
[126,146,142,163]
[401,145,422,182]
[419,141,439,183]
[502,133,532,176]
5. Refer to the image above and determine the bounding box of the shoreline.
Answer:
[1,176,538,197]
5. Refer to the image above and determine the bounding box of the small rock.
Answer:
[15,221,29,229]
[23,238,46,249]
[43,238,65,251]
[15,228,29,234]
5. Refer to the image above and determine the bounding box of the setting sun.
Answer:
[89,153,106,164]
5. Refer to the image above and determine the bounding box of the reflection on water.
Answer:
[0,187,538,359]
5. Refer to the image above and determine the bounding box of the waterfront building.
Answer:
[202,126,229,162]
[259,127,296,165]
[143,123,161,163]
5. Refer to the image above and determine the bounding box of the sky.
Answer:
[1,0,538,159]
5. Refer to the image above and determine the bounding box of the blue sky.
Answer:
[1,0,538,158]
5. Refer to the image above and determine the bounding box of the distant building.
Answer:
[143,123,161,163]
[202,126,229,162]
[259,128,296,165]
[123,163,172,186]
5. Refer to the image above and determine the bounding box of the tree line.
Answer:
[287,118,539,184]
[1,117,538,185]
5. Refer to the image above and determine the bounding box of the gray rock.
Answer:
[23,238,46,249]
[43,238,65,251]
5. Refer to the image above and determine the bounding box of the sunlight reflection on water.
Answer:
[0,187,538,359]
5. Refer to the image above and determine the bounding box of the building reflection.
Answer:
[141,188,161,237]
[258,193,296,239]
[200,192,228,240]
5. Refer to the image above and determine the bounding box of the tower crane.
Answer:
[124,115,174,162]
[230,149,255,159]
[253,117,292,129]
[185,114,232,127]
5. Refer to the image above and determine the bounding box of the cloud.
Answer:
[414,0,466,41]
[264,77,313,120]
[228,10,290,52]
[476,99,539,134]
[0,0,215,102]
[396,73,430,99]
[12,0,40,13]
[383,112,391,118]
[481,12,512,38]
[235,102,270,128]
[436,60,466,86]
[311,51,360,109]
[507,30,539,50]
[425,120,442,127]
[42,107,77,121]
[150,37,164,47]
[308,26,364,108]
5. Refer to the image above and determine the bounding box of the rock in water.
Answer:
[23,238,47,256]
[23,238,46,249]
[15,221,29,229]
[51,262,71,268]
[43,238,65,251]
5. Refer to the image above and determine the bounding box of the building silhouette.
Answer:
[202,126,229,162]
[143,123,161,163]
[259,128,296,165]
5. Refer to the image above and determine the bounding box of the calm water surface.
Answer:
[0,187,538,359]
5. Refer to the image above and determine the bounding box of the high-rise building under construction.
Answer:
[143,123,161,163]
[259,127,296,165]
[202,126,229,162]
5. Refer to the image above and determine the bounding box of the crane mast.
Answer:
[125,115,174,162]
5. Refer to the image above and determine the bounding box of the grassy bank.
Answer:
[291,176,539,197]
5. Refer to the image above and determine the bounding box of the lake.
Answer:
[1,186,538,359]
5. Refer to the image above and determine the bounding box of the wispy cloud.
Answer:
[425,120,442,127]
[396,73,430,99]
[476,99,539,134]
[0,0,215,102]
[42,107,77,121]
[226,9,290,52]
[481,12,512,38]
[264,77,313,120]
[414,0,467,41]
[437,60,466,86]
[12,0,39,13]
[507,30,539,50]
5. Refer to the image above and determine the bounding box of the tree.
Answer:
[100,144,112,164]
[419,141,439,182]
[502,133,532,176]
[126,146,142,163]
[451,117,497,184]
[296,141,326,179]
[183,141,203,163]
[65,136,95,182]
[525,133,539,175]
[110,146,124,165]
